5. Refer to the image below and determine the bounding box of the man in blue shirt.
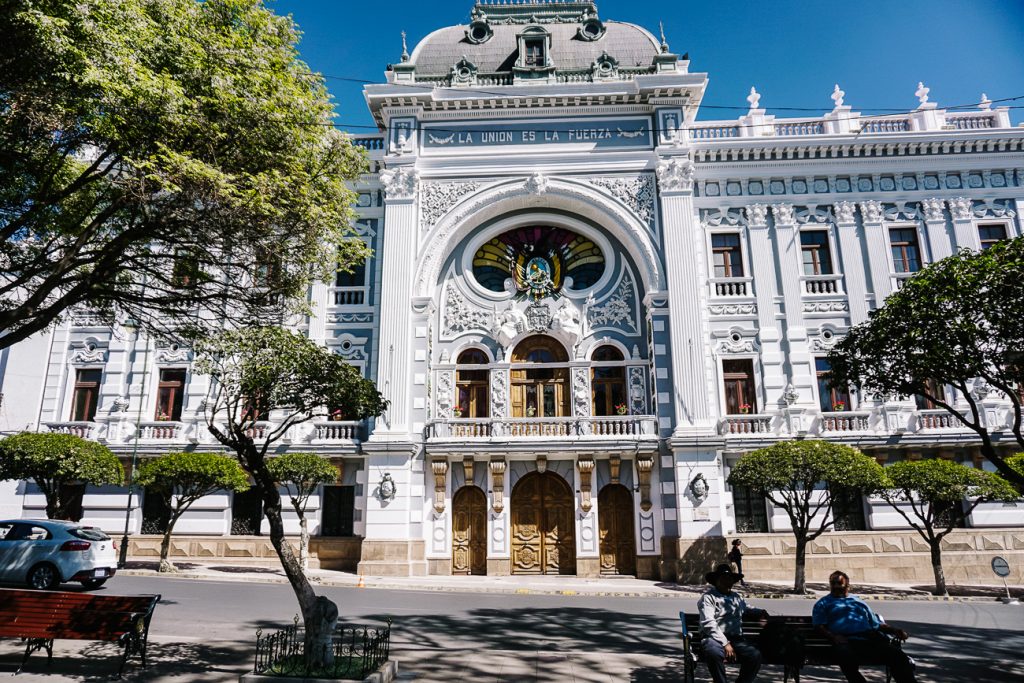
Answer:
[812,570,917,683]
[697,563,768,683]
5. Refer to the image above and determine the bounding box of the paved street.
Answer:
[0,576,1021,682]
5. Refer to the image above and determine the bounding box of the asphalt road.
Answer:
[1,575,1022,681]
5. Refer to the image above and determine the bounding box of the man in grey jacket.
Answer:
[697,563,768,683]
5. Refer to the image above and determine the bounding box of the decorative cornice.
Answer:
[656,156,695,192]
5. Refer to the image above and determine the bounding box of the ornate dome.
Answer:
[401,1,666,84]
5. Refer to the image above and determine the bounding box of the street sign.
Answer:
[992,556,1011,578]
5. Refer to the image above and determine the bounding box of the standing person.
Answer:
[697,563,768,683]
[728,539,745,585]
[812,570,917,683]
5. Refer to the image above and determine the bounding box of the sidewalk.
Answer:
[119,560,1019,601]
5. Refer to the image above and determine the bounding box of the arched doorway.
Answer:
[452,486,487,575]
[598,484,636,575]
[511,471,576,574]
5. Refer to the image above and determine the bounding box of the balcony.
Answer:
[138,421,184,441]
[915,410,963,431]
[331,287,365,306]
[819,411,872,433]
[43,421,105,440]
[710,277,753,298]
[801,274,844,296]
[719,415,774,436]
[427,415,658,441]
[311,420,364,443]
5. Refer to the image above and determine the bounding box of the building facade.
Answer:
[2,0,1023,584]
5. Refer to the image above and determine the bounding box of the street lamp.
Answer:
[118,319,151,569]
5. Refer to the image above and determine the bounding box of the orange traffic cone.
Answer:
[357,574,365,588]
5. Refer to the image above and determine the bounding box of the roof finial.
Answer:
[831,83,845,109]
[747,86,761,111]
[659,22,669,53]
[915,81,930,107]
[979,93,992,111]
[400,31,409,62]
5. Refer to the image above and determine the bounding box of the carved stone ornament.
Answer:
[628,366,647,415]
[489,458,507,513]
[689,473,709,501]
[436,370,454,419]
[609,455,621,484]
[921,198,945,222]
[796,206,830,225]
[809,335,840,352]
[155,343,191,365]
[70,342,106,365]
[947,197,973,221]
[718,333,758,355]
[525,302,552,332]
[587,269,638,334]
[970,379,992,401]
[444,286,491,337]
[833,201,857,225]
[656,156,695,192]
[551,300,583,347]
[636,455,654,512]
[536,454,547,474]
[973,199,1016,219]
[490,369,509,418]
[702,208,746,228]
[589,175,656,229]
[709,303,758,317]
[572,367,591,418]
[378,473,397,502]
[883,202,920,222]
[431,459,449,514]
[783,383,799,406]
[577,457,596,513]
[462,456,475,485]
[803,301,849,313]
[524,172,549,195]
[859,201,884,224]
[110,396,130,413]
[421,181,482,231]
[380,166,419,199]
[745,203,769,226]
[771,203,796,226]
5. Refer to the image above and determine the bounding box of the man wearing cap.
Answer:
[697,563,768,683]
[813,570,917,683]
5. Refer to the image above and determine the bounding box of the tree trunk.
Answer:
[248,447,337,670]
[793,536,808,594]
[299,515,309,572]
[929,542,947,596]
[158,514,180,573]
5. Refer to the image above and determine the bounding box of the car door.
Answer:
[0,522,37,583]
[0,522,17,582]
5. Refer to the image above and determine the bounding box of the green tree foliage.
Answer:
[268,452,338,571]
[727,440,885,593]
[193,326,386,667]
[879,459,1017,595]
[0,0,370,349]
[827,239,1024,488]
[135,451,249,572]
[1009,453,1024,487]
[0,432,123,519]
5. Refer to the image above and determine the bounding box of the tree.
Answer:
[193,326,386,668]
[827,239,1024,489]
[727,440,885,593]
[0,432,123,519]
[135,451,249,573]
[1010,453,1024,487]
[878,459,1017,595]
[268,452,338,572]
[0,0,370,349]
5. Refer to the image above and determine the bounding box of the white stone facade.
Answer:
[2,1,1022,580]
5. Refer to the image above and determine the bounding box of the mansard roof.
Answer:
[405,1,663,79]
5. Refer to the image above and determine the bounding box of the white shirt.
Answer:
[698,587,748,646]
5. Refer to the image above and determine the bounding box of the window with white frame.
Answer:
[800,230,834,275]
[722,359,757,414]
[711,233,744,278]
[888,227,922,273]
[71,369,102,422]
[978,223,1008,250]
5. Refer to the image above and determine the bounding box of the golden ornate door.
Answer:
[598,484,636,575]
[452,486,487,575]
[511,472,576,575]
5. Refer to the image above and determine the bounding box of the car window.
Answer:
[23,525,51,541]
[0,523,13,540]
[69,527,110,541]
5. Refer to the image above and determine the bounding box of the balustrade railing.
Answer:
[350,137,384,151]
[720,415,773,436]
[947,113,996,130]
[802,274,843,295]
[859,117,911,134]
[44,421,101,440]
[916,410,960,430]
[820,411,872,433]
[139,421,183,440]
[429,415,657,439]
[774,121,824,136]
[711,277,752,297]
[689,125,740,139]
[332,288,366,306]
[313,420,363,441]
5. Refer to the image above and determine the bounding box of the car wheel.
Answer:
[80,578,107,590]
[27,563,60,590]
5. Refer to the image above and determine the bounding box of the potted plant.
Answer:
[156,411,170,422]
[452,406,463,418]
[330,409,344,421]
[739,403,751,414]
[615,403,628,416]
[832,401,846,412]
[526,406,537,417]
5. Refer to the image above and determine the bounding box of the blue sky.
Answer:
[270,0,1024,132]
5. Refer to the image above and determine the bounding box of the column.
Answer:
[656,154,715,433]
[858,200,894,310]
[921,198,953,261]
[745,204,786,408]
[371,163,419,440]
[771,204,815,404]
[833,201,871,325]
[948,197,981,251]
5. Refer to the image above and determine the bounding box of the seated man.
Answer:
[697,563,768,683]
[812,570,917,683]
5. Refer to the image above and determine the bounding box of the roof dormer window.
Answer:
[525,39,545,67]
[514,26,555,82]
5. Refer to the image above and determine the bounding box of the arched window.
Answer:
[510,336,569,418]
[456,349,490,418]
[591,345,626,416]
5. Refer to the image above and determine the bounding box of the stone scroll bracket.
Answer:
[636,455,654,512]
[489,457,507,514]
[577,456,595,514]
[431,458,449,514]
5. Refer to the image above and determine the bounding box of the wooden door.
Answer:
[598,484,636,575]
[452,486,487,575]
[511,472,576,575]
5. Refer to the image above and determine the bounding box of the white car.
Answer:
[0,519,118,590]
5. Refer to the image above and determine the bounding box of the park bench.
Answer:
[0,588,160,676]
[680,611,899,683]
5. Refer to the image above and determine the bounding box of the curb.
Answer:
[116,569,1010,602]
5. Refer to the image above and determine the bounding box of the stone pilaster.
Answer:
[921,198,953,261]
[656,154,715,433]
[858,200,894,310]
[833,201,870,324]
[771,204,815,404]
[745,204,786,408]
[948,197,981,251]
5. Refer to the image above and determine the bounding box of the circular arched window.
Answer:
[473,226,605,296]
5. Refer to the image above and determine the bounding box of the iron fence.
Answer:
[253,617,391,679]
